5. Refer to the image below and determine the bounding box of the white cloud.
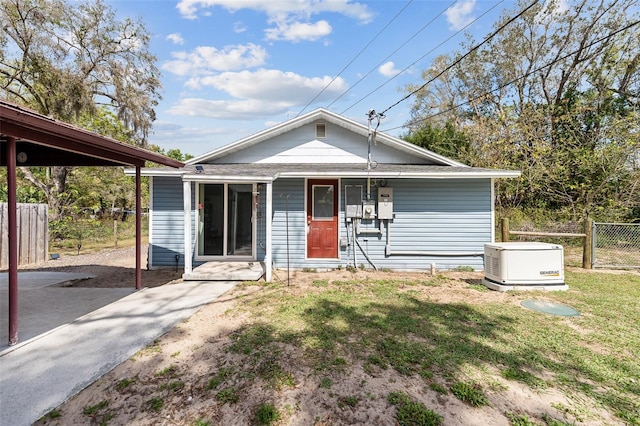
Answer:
[166,33,185,45]
[233,21,248,33]
[167,98,295,119]
[176,0,373,23]
[176,0,371,42]
[162,43,268,76]
[378,61,401,78]
[445,0,476,31]
[186,69,348,103]
[168,69,348,119]
[265,20,332,42]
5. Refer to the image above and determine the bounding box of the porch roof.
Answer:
[139,163,521,181]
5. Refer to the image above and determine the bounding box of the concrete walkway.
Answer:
[0,278,236,426]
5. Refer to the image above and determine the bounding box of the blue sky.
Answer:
[109,0,516,156]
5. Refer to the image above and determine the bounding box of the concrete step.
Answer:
[183,261,264,281]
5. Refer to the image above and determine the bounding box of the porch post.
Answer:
[7,136,18,345]
[183,180,192,275]
[135,166,142,290]
[265,181,273,282]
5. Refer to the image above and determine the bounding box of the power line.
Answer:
[379,0,540,117]
[326,0,458,110]
[381,18,640,133]
[295,0,414,118]
[340,0,505,115]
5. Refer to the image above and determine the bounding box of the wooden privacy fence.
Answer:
[0,203,48,269]
[500,217,593,269]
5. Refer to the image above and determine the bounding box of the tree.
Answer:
[404,0,640,220]
[0,0,161,219]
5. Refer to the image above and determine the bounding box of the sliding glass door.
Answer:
[197,183,254,258]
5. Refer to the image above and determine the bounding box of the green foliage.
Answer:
[115,378,136,392]
[338,395,358,408]
[404,0,640,222]
[388,391,443,426]
[0,0,165,221]
[46,409,62,419]
[155,365,177,377]
[255,403,281,425]
[428,382,447,394]
[541,413,573,426]
[215,387,240,404]
[450,381,489,407]
[83,400,109,415]
[502,367,545,389]
[401,121,470,162]
[145,397,164,412]
[505,412,537,426]
[208,367,233,390]
[320,377,333,389]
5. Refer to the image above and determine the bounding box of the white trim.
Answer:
[148,176,154,268]
[194,182,257,261]
[125,168,183,177]
[277,170,521,179]
[265,182,273,282]
[183,180,192,275]
[490,178,496,243]
[183,174,273,182]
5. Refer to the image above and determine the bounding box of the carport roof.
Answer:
[0,100,184,168]
[1,99,183,345]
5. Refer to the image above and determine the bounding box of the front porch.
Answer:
[183,261,265,281]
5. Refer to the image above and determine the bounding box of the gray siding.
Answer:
[270,178,492,272]
[150,176,197,268]
[216,122,427,164]
[152,176,493,272]
[271,179,307,267]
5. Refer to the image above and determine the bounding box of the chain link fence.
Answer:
[593,222,640,269]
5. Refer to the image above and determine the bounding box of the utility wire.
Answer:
[381,18,640,133]
[340,0,504,115]
[295,0,414,117]
[379,0,540,117]
[326,0,458,110]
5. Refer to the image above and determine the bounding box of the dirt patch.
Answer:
[19,245,183,288]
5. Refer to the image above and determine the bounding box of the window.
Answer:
[316,123,326,138]
[312,185,334,220]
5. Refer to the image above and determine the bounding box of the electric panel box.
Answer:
[377,188,393,219]
[345,185,363,218]
[483,242,567,291]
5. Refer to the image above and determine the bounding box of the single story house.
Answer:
[139,109,519,281]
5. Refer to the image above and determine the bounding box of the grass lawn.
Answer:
[224,270,640,425]
[40,268,640,426]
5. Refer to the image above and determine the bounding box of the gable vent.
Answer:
[316,123,326,138]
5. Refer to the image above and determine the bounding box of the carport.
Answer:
[0,100,183,345]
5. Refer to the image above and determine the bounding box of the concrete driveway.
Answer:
[0,272,235,426]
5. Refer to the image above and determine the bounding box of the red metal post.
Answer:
[7,136,18,345]
[135,166,142,290]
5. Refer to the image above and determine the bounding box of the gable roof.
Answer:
[186,108,466,167]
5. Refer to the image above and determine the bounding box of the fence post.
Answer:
[501,218,510,242]
[113,219,118,248]
[582,217,593,269]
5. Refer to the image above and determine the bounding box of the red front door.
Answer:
[307,179,338,259]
